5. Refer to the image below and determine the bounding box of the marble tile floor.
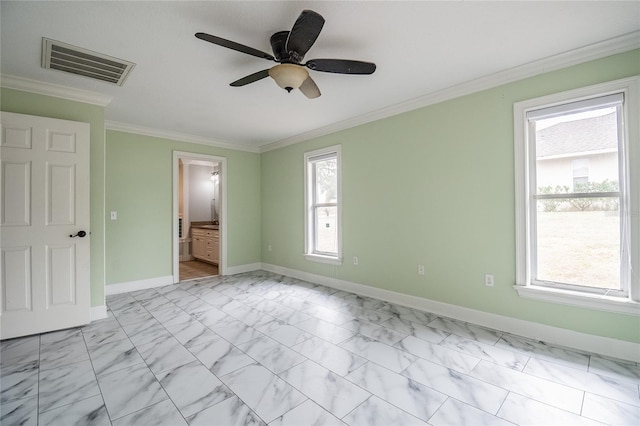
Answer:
[1,270,639,425]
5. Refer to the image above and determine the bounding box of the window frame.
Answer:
[304,145,342,265]
[513,76,640,315]
[529,94,624,295]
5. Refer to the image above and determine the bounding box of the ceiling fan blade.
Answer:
[286,10,325,60]
[230,69,270,87]
[299,76,321,99]
[306,59,376,74]
[195,32,275,61]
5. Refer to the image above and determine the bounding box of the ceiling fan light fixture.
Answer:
[268,64,309,92]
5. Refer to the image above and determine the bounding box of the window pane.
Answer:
[314,205,337,254]
[314,158,337,204]
[535,107,618,194]
[534,106,621,290]
[535,202,620,289]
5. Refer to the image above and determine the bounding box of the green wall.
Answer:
[261,49,640,343]
[105,131,261,284]
[1,88,106,307]
[2,49,637,344]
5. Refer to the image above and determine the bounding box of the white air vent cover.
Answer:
[42,38,135,86]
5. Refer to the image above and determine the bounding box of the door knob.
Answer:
[70,230,87,238]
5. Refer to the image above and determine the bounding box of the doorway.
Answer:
[172,151,227,283]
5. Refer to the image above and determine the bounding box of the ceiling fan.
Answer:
[195,9,376,99]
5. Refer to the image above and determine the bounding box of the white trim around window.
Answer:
[513,76,640,316]
[304,145,342,265]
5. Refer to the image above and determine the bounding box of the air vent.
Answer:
[42,38,135,86]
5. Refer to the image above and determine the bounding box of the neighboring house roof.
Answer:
[537,112,617,158]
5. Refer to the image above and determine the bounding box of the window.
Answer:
[571,159,589,189]
[514,77,639,314]
[304,145,342,264]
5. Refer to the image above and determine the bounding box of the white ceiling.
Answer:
[1,1,639,151]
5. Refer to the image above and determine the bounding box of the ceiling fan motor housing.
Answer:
[268,30,307,92]
[270,31,289,62]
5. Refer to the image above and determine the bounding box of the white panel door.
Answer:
[0,111,90,340]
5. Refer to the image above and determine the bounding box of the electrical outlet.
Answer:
[418,265,425,275]
[353,256,359,265]
[110,211,117,220]
[268,245,272,252]
[485,274,494,287]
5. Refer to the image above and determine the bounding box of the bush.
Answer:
[538,180,619,212]
[538,185,570,212]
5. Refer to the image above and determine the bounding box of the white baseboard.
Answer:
[90,305,108,321]
[106,275,174,295]
[226,263,263,276]
[261,263,639,363]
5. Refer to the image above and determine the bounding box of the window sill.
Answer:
[304,253,342,266]
[514,285,640,316]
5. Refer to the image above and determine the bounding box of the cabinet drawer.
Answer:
[192,229,207,237]
[193,229,218,237]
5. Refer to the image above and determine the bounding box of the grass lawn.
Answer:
[536,210,620,289]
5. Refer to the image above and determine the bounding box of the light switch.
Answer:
[110,211,117,220]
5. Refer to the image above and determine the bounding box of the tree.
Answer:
[315,158,337,202]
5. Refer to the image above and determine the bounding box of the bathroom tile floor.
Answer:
[1,271,639,425]
[179,260,218,281]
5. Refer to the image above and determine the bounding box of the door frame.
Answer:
[172,151,227,283]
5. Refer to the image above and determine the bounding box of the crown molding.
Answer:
[3,30,637,154]
[0,74,113,106]
[260,31,640,153]
[105,121,260,153]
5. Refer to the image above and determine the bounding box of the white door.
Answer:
[1,112,90,340]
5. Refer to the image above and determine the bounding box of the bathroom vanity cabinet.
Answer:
[191,227,219,265]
